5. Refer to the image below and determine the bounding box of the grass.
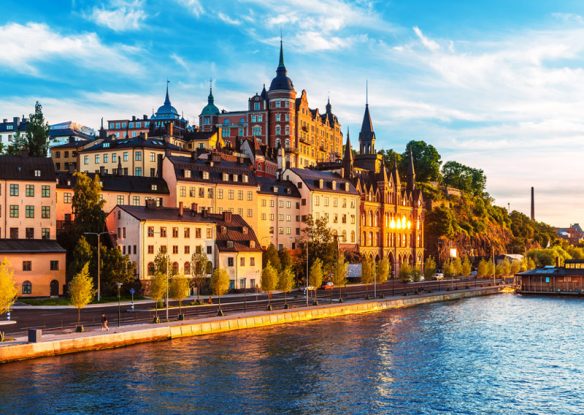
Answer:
[19,295,144,306]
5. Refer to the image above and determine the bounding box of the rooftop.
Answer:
[57,173,170,195]
[0,239,66,254]
[0,156,56,181]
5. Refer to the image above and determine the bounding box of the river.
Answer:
[1,294,583,415]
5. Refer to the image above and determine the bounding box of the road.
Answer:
[2,278,502,337]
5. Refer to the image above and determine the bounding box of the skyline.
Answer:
[2,0,584,226]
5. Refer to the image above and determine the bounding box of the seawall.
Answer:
[0,286,504,364]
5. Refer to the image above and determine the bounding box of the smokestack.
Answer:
[530,187,535,221]
[178,201,184,217]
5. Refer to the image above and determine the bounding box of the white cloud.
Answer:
[217,12,241,26]
[413,26,440,52]
[88,0,147,31]
[0,22,142,76]
[176,0,204,17]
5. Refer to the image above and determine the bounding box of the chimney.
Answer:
[530,187,535,221]
[178,201,184,217]
[223,211,232,223]
[191,203,198,213]
[132,115,136,121]
[201,207,207,217]
[13,116,20,125]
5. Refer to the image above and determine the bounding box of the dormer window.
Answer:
[243,175,248,183]
[151,184,158,191]
[250,240,256,248]
[103,143,110,148]
[273,186,278,193]
[332,180,336,190]
[185,170,191,178]
[233,174,238,182]
[319,179,324,189]
[203,171,209,180]
[345,183,349,191]
[227,241,234,248]
[34,170,41,177]
[222,173,228,181]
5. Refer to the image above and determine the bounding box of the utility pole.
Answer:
[84,231,112,302]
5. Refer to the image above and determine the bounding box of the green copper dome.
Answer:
[201,86,220,116]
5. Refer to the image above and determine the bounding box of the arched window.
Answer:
[184,261,191,275]
[172,262,179,275]
[147,262,155,276]
[22,281,32,295]
[252,126,261,136]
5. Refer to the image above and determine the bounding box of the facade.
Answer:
[48,121,95,150]
[0,240,66,297]
[106,204,261,290]
[199,41,343,168]
[518,260,584,294]
[56,173,170,230]
[107,115,151,139]
[0,156,57,240]
[0,116,27,149]
[50,138,102,173]
[162,154,259,232]
[282,167,360,250]
[256,177,302,250]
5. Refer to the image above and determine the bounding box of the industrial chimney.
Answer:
[530,187,535,221]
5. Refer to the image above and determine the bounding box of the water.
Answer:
[1,295,583,415]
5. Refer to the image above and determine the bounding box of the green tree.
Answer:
[297,216,336,283]
[25,101,50,156]
[210,268,230,313]
[278,266,295,307]
[101,247,136,295]
[361,257,374,284]
[401,140,442,182]
[263,243,281,271]
[399,262,413,282]
[69,263,94,329]
[412,266,423,282]
[332,255,348,300]
[379,149,402,174]
[442,161,487,195]
[68,236,93,281]
[443,259,455,279]
[461,257,472,277]
[191,248,210,301]
[149,271,168,321]
[170,275,191,316]
[72,172,106,236]
[376,258,390,284]
[424,256,437,280]
[261,261,279,308]
[154,249,170,275]
[0,259,18,317]
[488,260,496,278]
[309,258,324,288]
[279,248,293,271]
[5,131,28,155]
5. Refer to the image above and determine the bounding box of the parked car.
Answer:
[321,281,335,290]
[433,272,444,280]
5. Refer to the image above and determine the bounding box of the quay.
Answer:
[0,285,505,365]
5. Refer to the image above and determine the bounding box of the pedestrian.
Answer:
[101,313,109,331]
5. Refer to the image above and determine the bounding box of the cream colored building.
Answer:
[283,168,360,249]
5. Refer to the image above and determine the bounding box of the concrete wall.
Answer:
[0,286,503,364]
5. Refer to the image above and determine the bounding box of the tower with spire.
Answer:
[199,79,220,132]
[150,81,189,138]
[353,82,383,173]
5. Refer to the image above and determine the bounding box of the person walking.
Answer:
[101,313,109,331]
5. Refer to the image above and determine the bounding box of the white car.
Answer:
[433,272,444,280]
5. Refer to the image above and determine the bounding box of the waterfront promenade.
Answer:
[0,284,505,364]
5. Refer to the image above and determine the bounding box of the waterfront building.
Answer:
[199,41,343,168]
[56,172,170,231]
[106,204,261,290]
[0,240,66,297]
[256,176,302,250]
[0,156,57,240]
[0,116,27,148]
[518,259,584,294]
[282,167,360,250]
[162,153,259,232]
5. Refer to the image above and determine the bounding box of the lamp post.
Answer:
[116,282,122,328]
[84,231,113,302]
[152,229,171,322]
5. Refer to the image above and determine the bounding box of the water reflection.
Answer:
[2,295,584,414]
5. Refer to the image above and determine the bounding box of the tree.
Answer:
[154,249,170,275]
[101,247,136,295]
[442,161,487,195]
[379,149,402,173]
[191,248,210,302]
[278,266,295,307]
[461,257,472,277]
[477,259,489,278]
[332,255,348,300]
[443,259,455,279]
[360,257,374,284]
[25,101,50,157]
[297,216,337,283]
[170,275,191,317]
[309,258,324,289]
[5,131,28,155]
[376,258,390,284]
[399,262,413,282]
[496,259,511,277]
[210,268,230,314]
[510,260,521,275]
[72,172,106,236]
[261,261,279,309]
[400,140,442,182]
[69,263,94,330]
[279,248,293,271]
[451,257,462,277]
[0,259,17,317]
[149,271,168,321]
[68,236,93,281]
[424,256,437,280]
[263,244,281,271]
[412,266,423,282]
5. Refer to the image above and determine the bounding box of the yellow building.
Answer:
[50,138,103,173]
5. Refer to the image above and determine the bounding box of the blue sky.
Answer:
[2,0,584,226]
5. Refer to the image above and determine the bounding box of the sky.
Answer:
[1,0,584,227]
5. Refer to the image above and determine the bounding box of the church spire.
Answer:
[359,81,376,154]
[164,80,171,106]
[278,31,285,69]
[393,157,401,189]
[208,78,215,104]
[407,148,416,192]
[342,128,353,179]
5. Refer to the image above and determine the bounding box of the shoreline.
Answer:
[0,286,506,365]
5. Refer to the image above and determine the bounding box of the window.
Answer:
[173,246,179,254]
[10,228,18,238]
[275,100,281,108]
[9,184,18,196]
[135,151,142,161]
[41,185,50,198]
[25,184,34,197]
[135,167,143,176]
[247,209,253,218]
[276,113,281,122]
[50,260,59,271]
[184,262,191,274]
[104,154,109,163]
[172,227,179,238]
[238,190,243,200]
[34,169,41,177]
[160,227,167,237]
[95,154,100,164]
[240,257,246,266]
[41,206,50,219]
[184,246,190,254]
[131,196,140,206]
[148,262,155,276]
[23,261,32,271]
[228,190,234,200]
[275,125,281,135]
[25,205,34,218]
[247,191,253,201]
[123,152,129,161]
[150,152,156,162]
[228,257,234,267]
[112,153,117,163]
[25,228,34,239]
[207,246,212,254]
[148,227,154,237]
[184,228,190,238]
[117,195,125,205]
[195,228,202,238]
[160,245,167,254]
[41,228,50,239]
[22,281,32,294]
[9,205,18,218]
[148,245,154,254]
[206,228,212,239]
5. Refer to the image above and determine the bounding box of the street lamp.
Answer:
[84,231,114,302]
[389,215,412,283]
[116,282,122,328]
[152,229,171,323]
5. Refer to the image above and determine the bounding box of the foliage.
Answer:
[25,101,50,157]
[210,268,230,298]
[170,275,191,312]
[101,246,136,294]
[360,256,374,284]
[527,246,572,267]
[191,248,210,299]
[68,236,93,281]
[263,244,281,272]
[332,256,348,288]
[376,258,390,284]
[72,172,106,236]
[412,266,423,282]
[154,249,170,275]
[0,259,18,316]
[309,258,324,288]
[477,259,490,278]
[461,257,472,277]
[278,267,295,293]
[400,140,442,182]
[510,260,521,275]
[424,256,437,280]
[149,272,168,316]
[69,263,94,324]
[261,261,279,295]
[296,216,337,281]
[495,259,512,277]
[442,161,487,196]
[399,262,413,282]
[379,149,402,172]
[279,248,293,271]
[5,131,28,155]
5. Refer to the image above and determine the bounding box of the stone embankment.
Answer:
[0,286,504,364]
